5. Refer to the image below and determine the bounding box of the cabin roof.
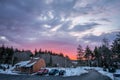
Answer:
[16,57,41,67]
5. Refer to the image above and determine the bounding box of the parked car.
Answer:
[37,69,49,75]
[49,69,59,75]
[59,70,66,76]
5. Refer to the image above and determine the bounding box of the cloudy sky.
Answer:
[0,0,120,59]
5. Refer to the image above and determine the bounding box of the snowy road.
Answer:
[0,70,112,80]
[80,69,112,80]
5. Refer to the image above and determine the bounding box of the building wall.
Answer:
[33,59,46,73]
[20,67,30,73]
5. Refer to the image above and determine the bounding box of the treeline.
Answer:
[0,45,69,65]
[34,49,70,67]
[0,46,26,64]
[77,32,120,67]
[34,49,67,58]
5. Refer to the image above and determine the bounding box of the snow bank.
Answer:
[87,67,114,80]
[0,64,18,75]
[0,69,18,75]
[46,67,88,77]
[98,70,114,80]
[64,67,88,77]
[91,67,120,80]
[115,69,120,74]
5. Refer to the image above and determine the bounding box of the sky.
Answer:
[0,0,120,60]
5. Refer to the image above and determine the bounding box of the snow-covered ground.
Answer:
[0,66,88,76]
[0,64,120,80]
[92,67,114,80]
[45,67,88,77]
[0,64,18,75]
[88,67,120,80]
[64,67,88,77]
[46,66,120,79]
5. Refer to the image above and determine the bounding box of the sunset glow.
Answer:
[0,0,120,60]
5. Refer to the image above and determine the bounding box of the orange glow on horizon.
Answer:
[20,47,77,60]
[16,42,78,60]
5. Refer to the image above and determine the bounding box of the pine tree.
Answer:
[77,45,84,64]
[0,45,5,63]
[97,46,103,67]
[94,46,101,66]
[38,48,42,54]
[49,54,52,66]
[34,48,38,56]
[59,53,64,57]
[101,38,111,67]
[84,45,93,66]
[111,32,120,59]
[15,48,19,52]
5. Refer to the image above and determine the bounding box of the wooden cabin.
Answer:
[15,58,46,74]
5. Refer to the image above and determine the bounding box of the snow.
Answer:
[15,60,37,67]
[113,69,120,80]
[98,69,114,80]
[15,61,30,67]
[0,64,94,76]
[64,67,88,77]
[1,64,9,68]
[25,61,36,67]
[72,61,78,65]
[45,67,120,79]
[91,67,120,80]
[0,70,18,75]
[115,69,120,74]
[0,64,18,75]
[45,67,88,77]
[0,64,120,80]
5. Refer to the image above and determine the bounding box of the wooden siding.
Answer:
[33,59,46,73]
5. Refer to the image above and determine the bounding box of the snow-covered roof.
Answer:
[15,58,40,67]
[16,61,30,67]
[25,61,36,67]
[72,61,78,64]
[0,64,9,68]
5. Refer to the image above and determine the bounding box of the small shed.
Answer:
[15,58,46,74]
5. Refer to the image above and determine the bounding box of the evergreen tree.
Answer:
[97,46,103,67]
[65,55,70,59]
[45,50,48,54]
[84,45,93,66]
[15,48,19,52]
[59,53,64,57]
[102,38,109,47]
[34,48,38,56]
[111,32,120,58]
[49,54,52,66]
[94,46,101,66]
[0,44,5,63]
[77,45,84,64]
[22,49,25,52]
[38,48,42,54]
[101,38,111,67]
